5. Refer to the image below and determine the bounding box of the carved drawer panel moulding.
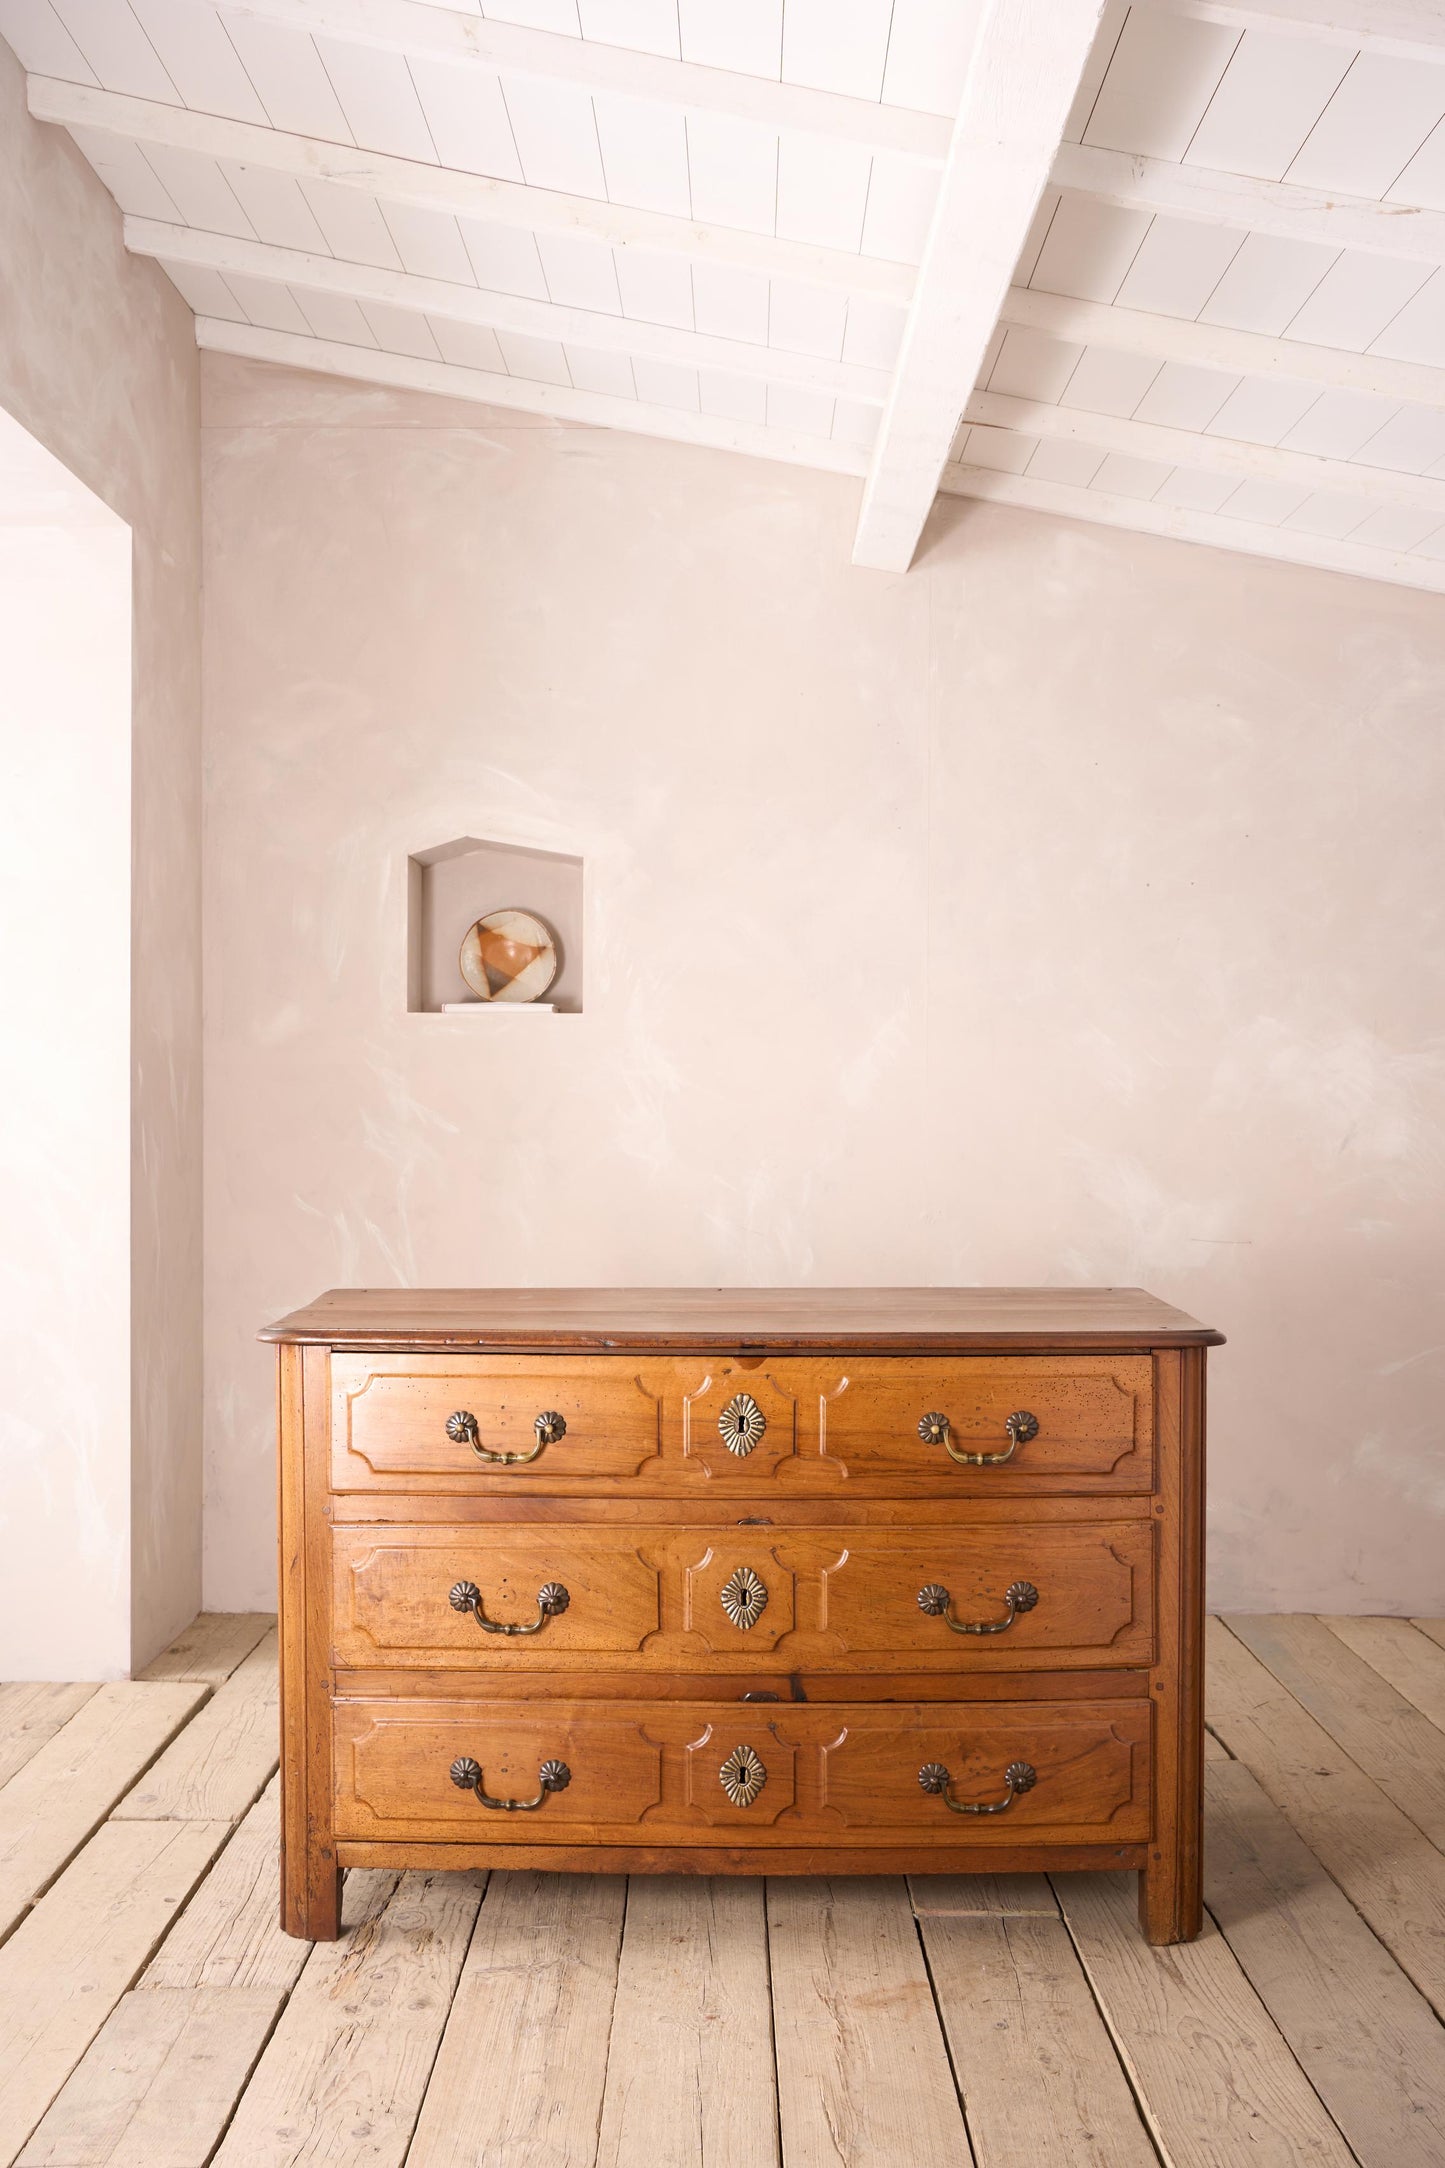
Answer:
[819,1357,1155,1488]
[679,1368,809,1482]
[330,1351,1156,1496]
[265,1287,1219,1941]
[680,1545,802,1655]
[330,1355,668,1486]
[329,1523,1151,1672]
[814,1702,1151,1836]
[333,1529,664,1658]
[683,1724,801,1826]
[332,1698,1150,1844]
[335,1702,668,1834]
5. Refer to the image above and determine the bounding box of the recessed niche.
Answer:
[407,837,583,1014]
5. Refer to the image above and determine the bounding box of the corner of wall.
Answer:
[0,27,205,1673]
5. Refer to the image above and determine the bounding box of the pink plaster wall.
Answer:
[201,352,1445,1616]
[0,39,203,1667]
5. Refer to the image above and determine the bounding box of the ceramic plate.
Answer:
[458,908,558,1003]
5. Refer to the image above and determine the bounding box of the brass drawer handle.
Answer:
[918,1759,1037,1815]
[445,1409,566,1465]
[918,1408,1039,1466]
[448,1579,570,1635]
[448,1755,571,1812]
[917,1579,1039,1634]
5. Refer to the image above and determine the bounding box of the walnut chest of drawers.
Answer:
[261,1287,1221,1944]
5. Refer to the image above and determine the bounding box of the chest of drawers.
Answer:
[262,1287,1220,1945]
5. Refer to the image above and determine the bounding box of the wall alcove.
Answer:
[406,836,583,1014]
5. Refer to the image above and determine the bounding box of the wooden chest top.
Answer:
[260,1285,1223,1351]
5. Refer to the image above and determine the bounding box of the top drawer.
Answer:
[329,1352,1154,1495]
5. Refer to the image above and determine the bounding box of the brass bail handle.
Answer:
[448,1580,571,1635]
[917,1580,1039,1635]
[448,1756,572,1812]
[918,1408,1039,1467]
[445,1408,567,1466]
[918,1760,1038,1816]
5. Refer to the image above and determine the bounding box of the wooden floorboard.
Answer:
[0,1820,228,2165]
[16,1986,283,2168]
[141,1777,307,1995]
[1056,1871,1358,2166]
[908,1872,1058,1915]
[596,1877,778,2168]
[2,1613,1442,2168]
[0,1688,98,1794]
[210,1869,481,2168]
[1228,1613,1445,1850]
[768,1876,968,2168]
[136,1616,274,1689]
[0,1685,209,1942]
[406,1870,623,2168]
[1208,1618,1445,2019]
[1205,1758,1445,2168]
[921,1909,1158,2166]
[1323,1617,1445,1737]
[114,1633,278,1826]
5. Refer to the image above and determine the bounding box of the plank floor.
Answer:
[3,1615,1444,2167]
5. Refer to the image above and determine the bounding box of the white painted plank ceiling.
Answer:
[5,0,1445,587]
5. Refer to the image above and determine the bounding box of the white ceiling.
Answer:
[7,0,1445,590]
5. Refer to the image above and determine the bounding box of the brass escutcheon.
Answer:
[718,1393,767,1457]
[719,1743,767,1806]
[719,1565,769,1631]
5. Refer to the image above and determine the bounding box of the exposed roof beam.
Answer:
[852,0,1106,573]
[195,318,872,476]
[220,0,951,165]
[941,462,1445,594]
[998,286,1445,414]
[966,389,1445,513]
[1054,141,1445,265]
[1143,0,1445,65]
[126,220,892,403]
[27,77,913,304]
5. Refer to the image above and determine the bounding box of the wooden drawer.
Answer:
[331,1519,1154,1672]
[333,1525,664,1662]
[330,1353,1155,1496]
[332,1695,1151,1847]
[818,1356,1154,1489]
[331,1355,664,1488]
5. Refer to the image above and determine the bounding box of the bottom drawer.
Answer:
[333,1695,1151,1847]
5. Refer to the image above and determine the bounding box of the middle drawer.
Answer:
[332,1519,1154,1673]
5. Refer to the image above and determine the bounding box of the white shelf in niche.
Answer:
[406,837,583,1015]
[440,1001,555,1014]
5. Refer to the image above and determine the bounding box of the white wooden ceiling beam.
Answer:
[1054,141,1445,265]
[966,388,1445,513]
[1143,0,1445,65]
[27,77,914,304]
[219,0,951,164]
[941,463,1445,594]
[852,0,1106,573]
[194,317,871,476]
[998,287,1445,414]
[125,219,892,402]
